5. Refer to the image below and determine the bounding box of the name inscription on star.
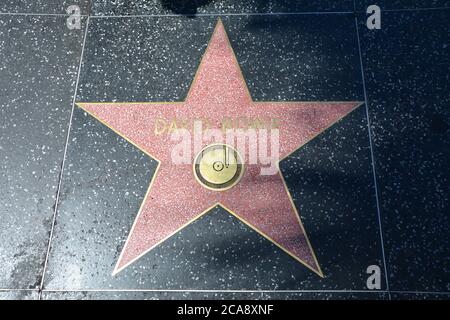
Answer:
[154,117,280,136]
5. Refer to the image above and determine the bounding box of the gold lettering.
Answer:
[221,117,233,132]
[248,118,265,130]
[271,118,280,129]
[237,117,248,129]
[202,117,211,131]
[154,118,167,135]
[167,118,178,134]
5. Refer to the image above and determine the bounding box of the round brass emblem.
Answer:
[194,144,244,191]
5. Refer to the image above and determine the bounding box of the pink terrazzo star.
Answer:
[78,19,361,276]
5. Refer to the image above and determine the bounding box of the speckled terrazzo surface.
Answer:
[90,0,354,16]
[0,15,86,290]
[355,1,450,10]
[0,1,449,300]
[0,1,91,14]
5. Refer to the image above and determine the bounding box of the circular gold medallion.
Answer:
[194,143,244,191]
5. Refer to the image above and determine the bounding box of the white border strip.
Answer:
[37,16,91,299]
[354,15,390,298]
